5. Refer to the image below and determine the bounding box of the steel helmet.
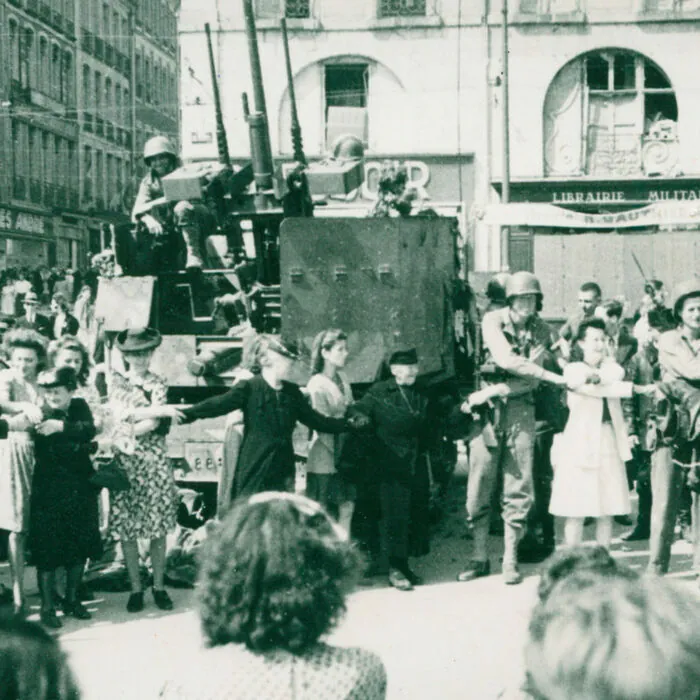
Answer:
[486,272,511,303]
[506,271,542,299]
[671,277,700,318]
[331,134,365,162]
[143,135,177,163]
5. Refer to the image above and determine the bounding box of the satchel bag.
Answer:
[90,455,131,493]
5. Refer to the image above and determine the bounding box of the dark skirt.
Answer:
[29,476,103,571]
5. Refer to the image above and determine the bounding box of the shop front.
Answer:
[488,177,700,321]
[0,207,55,270]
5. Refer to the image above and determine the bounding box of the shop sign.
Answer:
[0,208,48,236]
[493,177,700,205]
[480,201,700,229]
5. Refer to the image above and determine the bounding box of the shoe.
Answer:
[457,559,491,582]
[152,588,174,611]
[403,568,424,586]
[502,564,523,586]
[126,591,144,613]
[614,515,633,527]
[621,526,650,542]
[40,609,63,629]
[388,569,413,592]
[63,601,92,620]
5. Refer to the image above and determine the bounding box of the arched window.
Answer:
[544,49,678,177]
[21,28,35,89]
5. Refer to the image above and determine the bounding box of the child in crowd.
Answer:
[549,318,654,548]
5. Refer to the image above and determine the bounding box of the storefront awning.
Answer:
[478,201,700,229]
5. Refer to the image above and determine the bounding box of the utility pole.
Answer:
[501,0,511,270]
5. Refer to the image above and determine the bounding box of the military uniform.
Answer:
[461,273,562,585]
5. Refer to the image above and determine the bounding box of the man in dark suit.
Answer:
[15,291,52,338]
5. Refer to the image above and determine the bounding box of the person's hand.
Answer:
[634,384,657,397]
[35,419,64,436]
[6,414,32,431]
[347,413,370,430]
[628,435,640,449]
[141,214,163,236]
[17,403,43,424]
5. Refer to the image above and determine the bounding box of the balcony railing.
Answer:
[105,121,114,142]
[13,176,26,200]
[83,111,94,132]
[10,80,31,104]
[95,116,104,137]
[285,0,310,18]
[378,0,426,16]
[29,178,42,204]
[94,37,104,60]
[105,44,114,67]
[65,20,75,38]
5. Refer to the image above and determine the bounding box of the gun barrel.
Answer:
[242,0,274,192]
[281,18,306,166]
[205,23,231,169]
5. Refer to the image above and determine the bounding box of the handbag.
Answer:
[90,455,131,493]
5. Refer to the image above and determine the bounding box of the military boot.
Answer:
[458,520,491,582]
[181,226,205,269]
[502,524,523,585]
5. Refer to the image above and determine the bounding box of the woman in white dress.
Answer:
[305,329,355,535]
[550,317,654,548]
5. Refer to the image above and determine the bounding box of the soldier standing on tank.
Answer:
[458,272,566,585]
[131,136,209,271]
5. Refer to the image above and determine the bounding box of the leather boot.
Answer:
[181,226,204,269]
[502,524,523,585]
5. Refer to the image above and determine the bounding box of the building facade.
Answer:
[178,0,700,317]
[0,0,178,272]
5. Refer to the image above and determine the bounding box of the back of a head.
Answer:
[0,616,80,700]
[526,576,700,700]
[197,492,361,655]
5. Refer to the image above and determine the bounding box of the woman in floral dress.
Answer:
[107,328,178,614]
[0,329,47,615]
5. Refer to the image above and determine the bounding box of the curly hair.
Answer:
[0,616,80,700]
[4,328,48,368]
[197,493,362,654]
[47,335,91,386]
[310,329,347,375]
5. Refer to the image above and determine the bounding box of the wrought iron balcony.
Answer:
[378,0,426,16]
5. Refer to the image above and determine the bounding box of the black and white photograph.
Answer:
[0,0,700,698]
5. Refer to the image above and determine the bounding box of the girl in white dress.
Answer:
[550,317,653,548]
[305,329,355,535]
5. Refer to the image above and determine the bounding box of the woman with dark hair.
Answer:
[0,328,47,615]
[49,292,79,340]
[159,492,387,700]
[107,327,179,614]
[29,367,101,628]
[0,616,81,700]
[305,329,355,533]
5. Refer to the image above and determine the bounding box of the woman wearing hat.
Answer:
[29,366,101,628]
[137,334,365,500]
[107,327,178,614]
[351,349,487,591]
[0,329,47,615]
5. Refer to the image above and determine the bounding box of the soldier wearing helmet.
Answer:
[651,276,700,577]
[458,270,565,586]
[131,135,207,271]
